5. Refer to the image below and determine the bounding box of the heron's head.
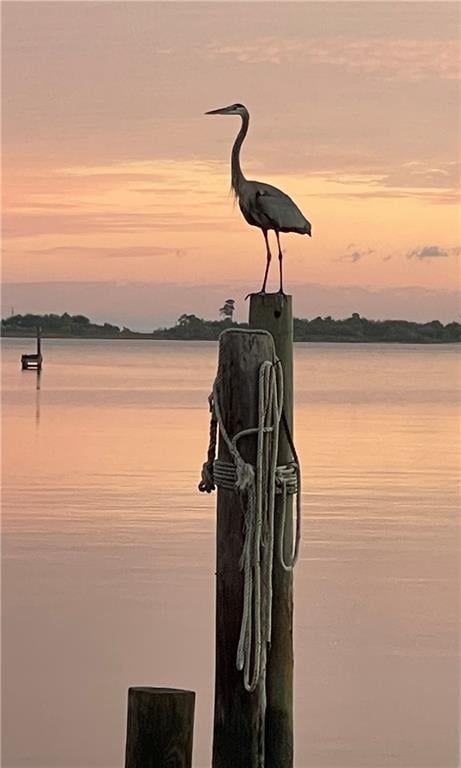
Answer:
[205,103,248,117]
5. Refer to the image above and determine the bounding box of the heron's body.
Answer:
[206,102,311,293]
[238,180,311,235]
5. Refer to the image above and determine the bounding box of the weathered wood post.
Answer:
[124,687,195,768]
[212,329,274,768]
[249,293,294,768]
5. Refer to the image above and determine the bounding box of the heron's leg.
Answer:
[260,230,272,293]
[275,231,285,294]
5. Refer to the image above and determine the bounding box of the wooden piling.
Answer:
[124,687,195,768]
[212,329,274,768]
[249,293,294,768]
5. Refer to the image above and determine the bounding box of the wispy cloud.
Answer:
[2,158,235,239]
[335,246,374,263]
[3,211,234,238]
[406,245,460,260]
[334,244,460,265]
[206,37,460,82]
[29,245,188,259]
[380,161,460,191]
[308,160,460,204]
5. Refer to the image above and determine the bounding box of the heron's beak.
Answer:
[205,107,232,115]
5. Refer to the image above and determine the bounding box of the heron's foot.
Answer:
[277,288,287,305]
[245,289,266,301]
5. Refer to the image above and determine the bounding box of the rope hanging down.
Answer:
[198,338,301,693]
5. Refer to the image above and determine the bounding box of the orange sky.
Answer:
[2,2,460,327]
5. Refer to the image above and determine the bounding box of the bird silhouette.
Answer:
[206,103,312,294]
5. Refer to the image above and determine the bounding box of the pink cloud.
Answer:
[207,37,460,82]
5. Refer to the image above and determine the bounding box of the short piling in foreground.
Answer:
[124,687,195,768]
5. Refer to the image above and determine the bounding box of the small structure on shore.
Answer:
[21,327,42,371]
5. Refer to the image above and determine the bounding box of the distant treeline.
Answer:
[1,311,460,343]
[153,312,461,343]
[1,312,139,338]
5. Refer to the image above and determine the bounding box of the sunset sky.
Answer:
[2,1,460,329]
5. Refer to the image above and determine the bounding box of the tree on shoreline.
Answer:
[219,299,235,322]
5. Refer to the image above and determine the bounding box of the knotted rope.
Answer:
[198,336,301,693]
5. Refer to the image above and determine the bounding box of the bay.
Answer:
[2,339,459,768]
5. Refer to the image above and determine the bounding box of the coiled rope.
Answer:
[198,337,301,693]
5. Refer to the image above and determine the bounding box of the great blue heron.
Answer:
[206,103,312,294]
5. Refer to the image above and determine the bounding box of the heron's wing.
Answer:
[252,186,311,234]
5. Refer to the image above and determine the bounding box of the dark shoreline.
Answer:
[3,312,460,344]
[2,332,459,345]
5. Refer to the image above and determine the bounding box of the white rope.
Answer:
[213,460,298,495]
[198,331,302,693]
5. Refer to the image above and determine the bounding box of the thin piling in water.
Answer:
[249,293,294,768]
[21,326,43,371]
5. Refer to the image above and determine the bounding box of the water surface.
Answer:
[2,339,459,767]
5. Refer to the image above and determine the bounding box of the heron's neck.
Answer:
[231,112,249,196]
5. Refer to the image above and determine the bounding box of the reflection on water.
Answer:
[2,339,459,768]
[35,368,41,427]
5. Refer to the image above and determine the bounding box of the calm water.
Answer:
[2,339,459,768]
